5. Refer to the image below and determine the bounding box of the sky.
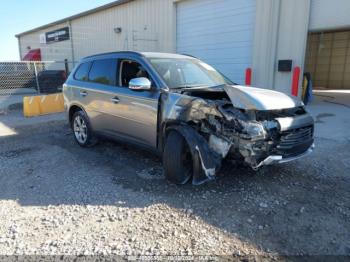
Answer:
[0,0,113,61]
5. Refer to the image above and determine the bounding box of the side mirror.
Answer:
[129,77,151,91]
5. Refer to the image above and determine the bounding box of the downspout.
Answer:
[68,20,75,67]
[173,1,178,53]
[299,0,312,97]
[17,36,23,61]
[271,1,282,90]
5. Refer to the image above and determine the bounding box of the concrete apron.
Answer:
[307,90,350,143]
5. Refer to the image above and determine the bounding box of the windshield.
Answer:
[148,58,233,89]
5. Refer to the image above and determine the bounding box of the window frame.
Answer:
[118,58,155,88]
[88,58,118,86]
[73,62,92,82]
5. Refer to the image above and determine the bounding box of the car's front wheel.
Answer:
[163,131,193,185]
[71,111,97,147]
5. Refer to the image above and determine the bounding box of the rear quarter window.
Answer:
[88,59,117,86]
[74,62,91,81]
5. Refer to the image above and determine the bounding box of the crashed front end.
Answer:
[161,85,315,185]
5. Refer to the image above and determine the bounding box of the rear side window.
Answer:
[89,59,117,86]
[74,62,91,81]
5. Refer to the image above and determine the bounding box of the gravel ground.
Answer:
[0,109,349,258]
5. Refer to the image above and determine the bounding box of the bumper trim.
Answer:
[254,144,315,169]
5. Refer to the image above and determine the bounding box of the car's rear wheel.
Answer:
[163,131,192,185]
[71,111,97,147]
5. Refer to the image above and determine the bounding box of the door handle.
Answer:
[110,97,120,104]
[80,90,88,97]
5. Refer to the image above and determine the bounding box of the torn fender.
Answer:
[167,125,222,185]
[160,92,222,124]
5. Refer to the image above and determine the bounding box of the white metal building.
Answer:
[16,0,350,95]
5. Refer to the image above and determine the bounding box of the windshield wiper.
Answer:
[207,84,226,89]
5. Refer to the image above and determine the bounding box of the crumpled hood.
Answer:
[224,85,303,110]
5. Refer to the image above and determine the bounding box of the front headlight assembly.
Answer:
[240,121,266,140]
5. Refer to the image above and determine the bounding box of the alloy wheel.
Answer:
[73,115,88,144]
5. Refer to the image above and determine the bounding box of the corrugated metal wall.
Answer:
[272,0,310,95]
[19,0,175,63]
[252,0,311,95]
[21,0,343,95]
[18,22,73,62]
[72,0,176,60]
[309,0,350,32]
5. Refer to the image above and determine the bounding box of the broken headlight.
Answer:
[240,121,266,140]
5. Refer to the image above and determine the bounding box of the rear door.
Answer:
[81,58,121,134]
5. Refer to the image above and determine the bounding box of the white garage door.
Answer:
[309,0,350,31]
[176,0,256,84]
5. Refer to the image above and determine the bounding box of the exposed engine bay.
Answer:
[161,85,315,185]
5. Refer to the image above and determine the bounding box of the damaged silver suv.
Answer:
[63,52,314,185]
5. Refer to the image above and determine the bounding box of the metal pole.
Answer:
[33,62,41,94]
[17,37,23,61]
[68,20,75,67]
[64,59,69,75]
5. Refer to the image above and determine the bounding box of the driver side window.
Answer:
[119,59,152,87]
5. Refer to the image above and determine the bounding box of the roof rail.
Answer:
[83,51,144,59]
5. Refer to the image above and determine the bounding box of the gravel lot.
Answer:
[0,108,349,258]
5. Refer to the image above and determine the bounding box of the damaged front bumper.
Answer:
[254,143,315,170]
[161,91,315,185]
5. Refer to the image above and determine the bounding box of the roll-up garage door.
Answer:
[176,0,256,84]
[305,31,350,89]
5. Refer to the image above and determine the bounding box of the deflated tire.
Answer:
[163,131,192,185]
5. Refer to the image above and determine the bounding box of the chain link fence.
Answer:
[0,60,76,96]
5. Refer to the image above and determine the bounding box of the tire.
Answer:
[71,111,97,147]
[163,131,192,185]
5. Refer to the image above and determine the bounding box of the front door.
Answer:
[108,58,160,148]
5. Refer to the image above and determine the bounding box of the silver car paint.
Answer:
[64,53,162,148]
[64,53,309,149]
[64,52,314,185]
[224,85,303,110]
[68,81,159,147]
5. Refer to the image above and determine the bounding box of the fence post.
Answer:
[64,59,69,75]
[33,62,41,94]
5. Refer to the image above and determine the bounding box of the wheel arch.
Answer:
[159,120,184,152]
[164,124,222,185]
[68,104,88,125]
